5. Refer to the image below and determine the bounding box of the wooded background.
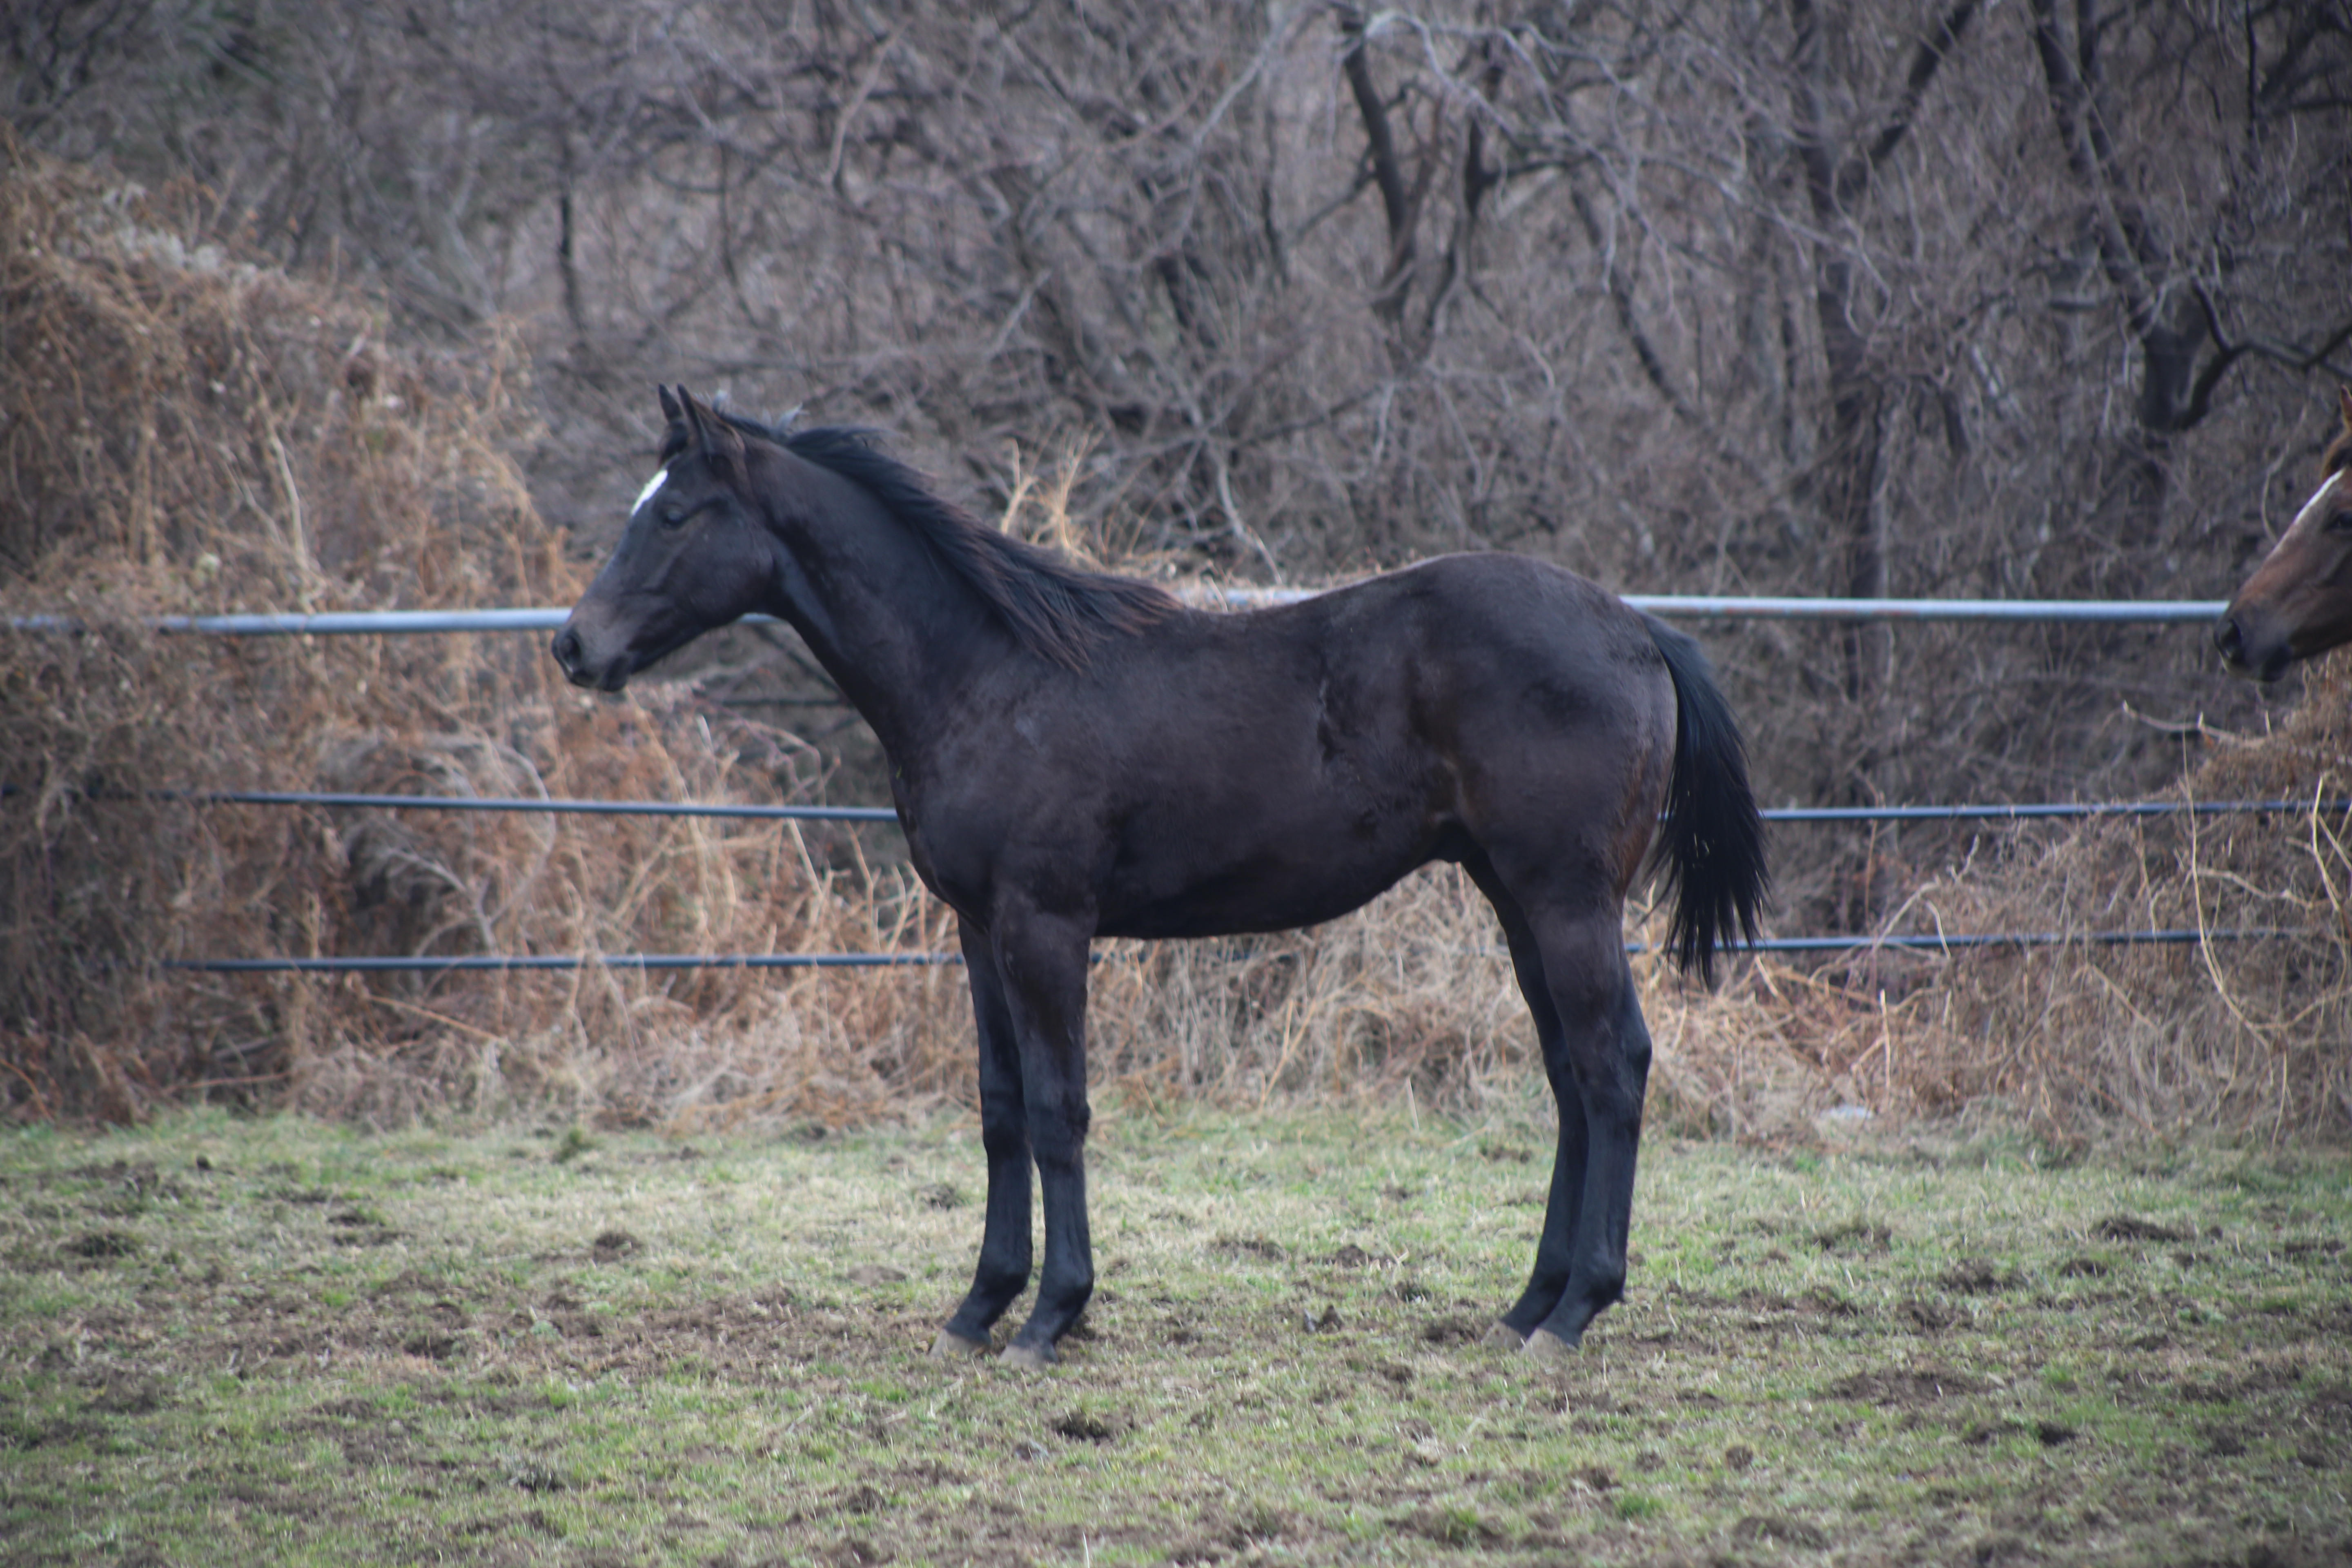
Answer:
[10,0,2352,931]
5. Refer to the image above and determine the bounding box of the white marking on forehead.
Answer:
[2286,469,2346,537]
[630,466,669,518]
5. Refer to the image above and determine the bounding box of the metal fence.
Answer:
[5,593,2237,638]
[13,593,2318,974]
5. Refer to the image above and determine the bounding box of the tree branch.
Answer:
[1336,4,1416,329]
[1568,176,1695,425]
[1855,0,1980,193]
[1418,45,1504,347]
[2189,284,2352,410]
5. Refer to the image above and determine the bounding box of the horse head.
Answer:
[2216,387,2352,683]
[553,386,773,693]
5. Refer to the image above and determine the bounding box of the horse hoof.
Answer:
[1000,1342,1054,1373]
[1481,1321,1529,1351]
[929,1329,988,1359]
[1523,1327,1579,1362]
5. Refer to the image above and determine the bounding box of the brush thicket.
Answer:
[1868,653,2352,1138]
[0,142,960,1125]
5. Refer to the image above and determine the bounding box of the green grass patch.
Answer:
[0,1107,2347,1564]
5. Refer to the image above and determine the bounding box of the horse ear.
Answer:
[658,384,683,424]
[2338,384,2352,438]
[677,388,746,479]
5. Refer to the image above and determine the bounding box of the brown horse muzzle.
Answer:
[2213,603,2293,684]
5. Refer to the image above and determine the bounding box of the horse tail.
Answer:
[1642,614,1768,984]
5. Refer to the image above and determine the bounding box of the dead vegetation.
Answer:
[0,139,960,1127]
[1,138,2347,1140]
[1886,654,2352,1138]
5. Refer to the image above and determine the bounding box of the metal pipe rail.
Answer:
[1761,799,2348,823]
[6,593,2233,637]
[1735,929,2298,953]
[183,788,899,822]
[116,788,2346,826]
[1213,590,2234,623]
[172,953,956,972]
[33,788,2341,971]
[163,927,2304,974]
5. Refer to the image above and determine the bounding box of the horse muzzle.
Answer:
[2212,609,2292,684]
[551,624,633,693]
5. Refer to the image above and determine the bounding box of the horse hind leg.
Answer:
[1470,859,1653,1357]
[1466,860,1591,1348]
[1523,931,1651,1358]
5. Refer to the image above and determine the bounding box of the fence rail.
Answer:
[172,953,958,972]
[183,789,899,822]
[73,787,2340,827]
[112,788,2337,970]
[160,927,2305,975]
[5,593,2233,638]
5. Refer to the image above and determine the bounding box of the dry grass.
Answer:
[1872,653,2352,1139]
[2,138,2345,1141]
[0,137,960,1127]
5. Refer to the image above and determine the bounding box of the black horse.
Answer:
[555,388,1767,1369]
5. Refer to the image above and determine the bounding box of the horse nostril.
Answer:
[552,628,580,669]
[2214,618,2243,658]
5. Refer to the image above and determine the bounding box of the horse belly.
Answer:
[1093,802,1439,940]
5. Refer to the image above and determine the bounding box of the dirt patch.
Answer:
[1417,1315,1488,1347]
[1940,1258,2021,1293]
[62,1229,140,1261]
[78,1372,164,1417]
[1812,1219,1892,1253]
[1902,1298,1958,1332]
[1394,1504,1509,1548]
[1734,1513,1832,1549]
[2097,1215,2196,1245]
[1965,1418,2078,1448]
[1050,1407,1125,1443]
[1830,1368,1983,1404]
[590,1230,641,1261]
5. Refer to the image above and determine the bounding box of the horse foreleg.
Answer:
[933,920,1034,1356]
[990,910,1096,1370]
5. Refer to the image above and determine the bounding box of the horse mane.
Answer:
[669,410,1178,669]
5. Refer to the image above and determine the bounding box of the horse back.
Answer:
[915,554,1676,937]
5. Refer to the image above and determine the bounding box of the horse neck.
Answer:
[752,451,1010,757]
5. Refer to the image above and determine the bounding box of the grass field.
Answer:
[2,1104,2348,1567]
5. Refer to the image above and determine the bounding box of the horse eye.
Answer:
[659,505,688,530]
[2330,510,2352,535]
